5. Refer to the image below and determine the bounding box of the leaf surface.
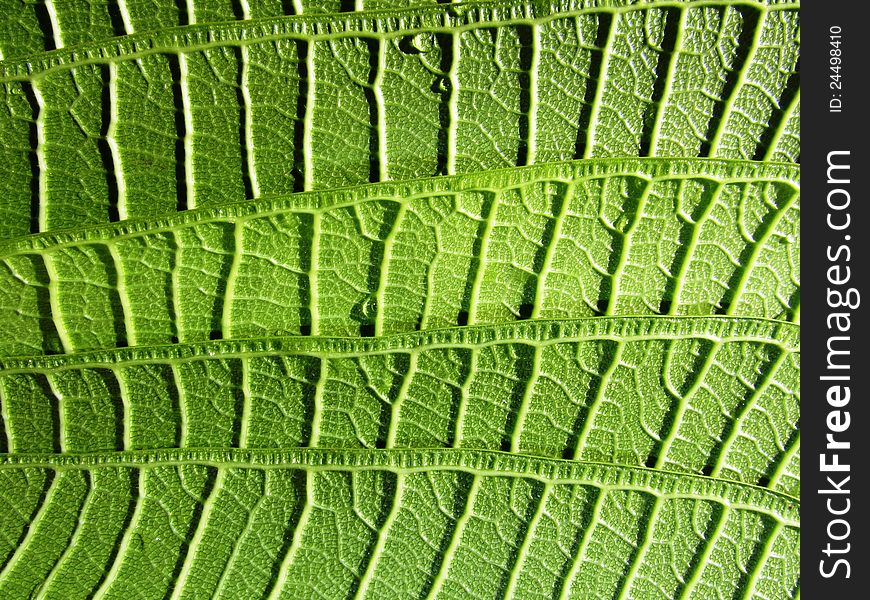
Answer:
[0,3,801,598]
[0,316,800,497]
[0,447,800,600]
[0,0,799,237]
[0,158,800,356]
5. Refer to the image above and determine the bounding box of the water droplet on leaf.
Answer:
[410,33,435,53]
[361,296,377,320]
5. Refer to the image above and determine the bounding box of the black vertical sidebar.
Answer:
[804,2,869,597]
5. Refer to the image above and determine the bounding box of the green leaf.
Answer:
[0,316,800,497]
[0,158,800,356]
[0,448,800,599]
[0,0,799,237]
[0,3,801,598]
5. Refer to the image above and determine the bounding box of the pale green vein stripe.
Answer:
[706,7,767,156]
[239,357,252,448]
[606,177,653,314]
[572,341,624,459]
[648,5,687,156]
[525,23,540,165]
[465,191,500,325]
[502,483,552,599]
[660,336,687,403]
[43,0,63,49]
[8,169,787,256]
[171,363,188,447]
[303,44,315,191]
[42,253,73,353]
[582,12,616,158]
[0,380,10,452]
[354,473,407,600]
[0,2,798,84]
[106,63,127,219]
[445,32,461,175]
[424,475,482,600]
[44,374,65,452]
[170,230,185,343]
[308,357,326,447]
[213,475,271,598]
[386,352,417,448]
[356,345,414,598]
[667,182,725,312]
[742,521,784,598]
[220,219,244,339]
[557,489,607,600]
[238,0,254,195]
[112,367,133,451]
[108,242,135,346]
[265,470,314,600]
[762,89,800,162]
[656,340,723,469]
[116,0,134,34]
[169,470,225,600]
[0,317,801,374]
[373,38,389,182]
[453,348,479,447]
[726,187,799,316]
[511,345,541,453]
[767,430,799,492]
[91,469,145,600]
[615,495,663,600]
[0,159,799,256]
[374,203,406,337]
[710,350,792,479]
[240,44,259,197]
[676,505,729,599]
[0,449,801,522]
[530,180,574,319]
[178,52,196,208]
[0,473,60,582]
[33,473,92,599]
[34,81,48,233]
[308,213,321,335]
